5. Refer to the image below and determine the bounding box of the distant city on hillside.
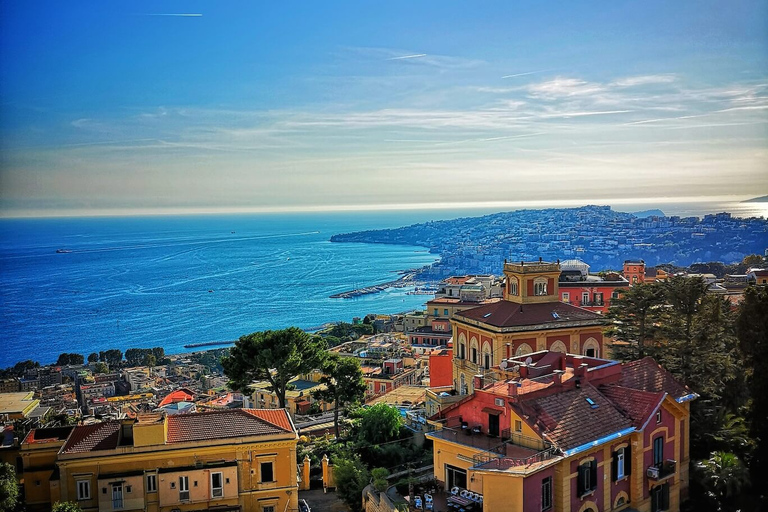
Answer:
[331,206,768,279]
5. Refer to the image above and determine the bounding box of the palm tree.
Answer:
[695,451,751,511]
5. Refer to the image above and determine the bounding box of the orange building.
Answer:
[428,348,453,387]
[451,261,608,396]
[428,351,695,512]
[22,409,299,512]
[623,260,646,285]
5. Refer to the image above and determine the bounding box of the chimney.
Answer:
[553,370,565,386]
[473,374,483,391]
[575,363,589,380]
[559,353,567,371]
[519,364,529,379]
[508,381,520,398]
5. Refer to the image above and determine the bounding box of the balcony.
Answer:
[647,460,676,481]
[454,358,480,373]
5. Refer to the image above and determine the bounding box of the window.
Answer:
[483,352,490,369]
[535,281,548,296]
[594,293,603,305]
[263,506,275,512]
[510,281,518,296]
[541,476,552,511]
[211,472,223,498]
[515,420,522,432]
[434,308,439,316]
[179,476,190,501]
[444,309,449,316]
[582,292,590,304]
[471,347,477,364]
[261,462,274,483]
[379,383,386,393]
[77,480,90,500]
[656,410,662,424]
[651,483,670,511]
[112,484,123,510]
[613,447,631,480]
[562,292,570,302]
[458,344,465,359]
[612,291,620,299]
[653,437,664,467]
[577,460,597,496]
[126,486,132,494]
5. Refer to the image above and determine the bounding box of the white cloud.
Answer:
[611,75,677,87]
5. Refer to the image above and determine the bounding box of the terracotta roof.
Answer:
[454,300,605,329]
[61,422,121,454]
[518,384,632,451]
[167,409,293,443]
[599,385,664,428]
[444,276,473,285]
[158,388,196,407]
[61,409,294,454]
[24,426,74,445]
[619,357,693,400]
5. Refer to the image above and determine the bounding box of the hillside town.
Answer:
[1,251,766,512]
[331,206,768,278]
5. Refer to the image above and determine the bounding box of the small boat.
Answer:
[56,249,72,254]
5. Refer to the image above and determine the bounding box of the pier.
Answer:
[329,271,421,299]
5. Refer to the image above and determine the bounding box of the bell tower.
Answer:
[503,259,561,304]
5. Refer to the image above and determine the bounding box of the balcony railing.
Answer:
[647,460,676,481]
[454,358,480,373]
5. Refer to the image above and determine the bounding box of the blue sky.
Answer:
[1,1,767,216]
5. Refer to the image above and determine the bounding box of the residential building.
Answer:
[451,260,608,396]
[23,408,299,512]
[0,391,40,421]
[362,358,421,399]
[408,318,452,352]
[21,426,76,512]
[559,259,629,314]
[0,379,20,394]
[427,350,695,512]
[623,260,646,285]
[428,348,454,388]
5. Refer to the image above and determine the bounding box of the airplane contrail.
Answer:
[140,13,203,17]
[386,54,427,61]
[501,70,548,79]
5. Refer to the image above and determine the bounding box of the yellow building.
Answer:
[428,351,695,512]
[0,390,40,420]
[451,261,608,396]
[250,373,332,417]
[23,409,299,512]
[20,426,76,512]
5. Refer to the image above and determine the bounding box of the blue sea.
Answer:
[1,200,766,368]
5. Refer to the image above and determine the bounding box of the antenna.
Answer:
[500,360,508,370]
[511,364,520,373]
[525,357,533,365]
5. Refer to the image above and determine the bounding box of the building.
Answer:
[428,348,454,388]
[407,318,452,352]
[250,374,331,417]
[0,379,20,394]
[427,350,696,512]
[451,260,608,396]
[0,391,40,421]
[362,359,421,398]
[558,259,629,314]
[425,297,502,324]
[22,408,300,512]
[623,260,646,285]
[20,426,76,512]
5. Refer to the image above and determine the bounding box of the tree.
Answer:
[93,362,109,375]
[51,502,83,512]
[56,353,84,366]
[356,403,402,445]
[371,467,390,492]
[103,349,123,368]
[313,354,366,437]
[736,285,768,483]
[222,327,326,408]
[333,455,370,512]
[87,353,99,363]
[605,282,663,360]
[694,452,751,512]
[152,347,165,360]
[659,276,708,382]
[0,462,19,512]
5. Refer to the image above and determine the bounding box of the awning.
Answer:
[481,407,503,416]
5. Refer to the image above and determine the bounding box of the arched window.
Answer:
[534,277,548,296]
[515,343,532,356]
[509,278,519,296]
[550,340,567,353]
[470,338,478,364]
[583,338,600,358]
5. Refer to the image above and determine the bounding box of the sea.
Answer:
[1,199,766,368]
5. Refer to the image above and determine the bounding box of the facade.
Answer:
[623,260,646,285]
[428,348,454,387]
[407,318,452,349]
[22,408,299,512]
[451,261,608,396]
[362,359,421,399]
[559,260,629,314]
[427,351,695,512]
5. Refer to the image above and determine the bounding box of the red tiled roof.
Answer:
[619,357,693,400]
[454,300,605,329]
[517,383,632,451]
[24,426,74,445]
[167,409,293,443]
[158,388,196,407]
[61,422,121,454]
[61,409,294,454]
[599,385,664,428]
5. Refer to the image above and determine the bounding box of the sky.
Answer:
[1,1,767,217]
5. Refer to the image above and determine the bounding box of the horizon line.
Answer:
[0,194,764,220]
